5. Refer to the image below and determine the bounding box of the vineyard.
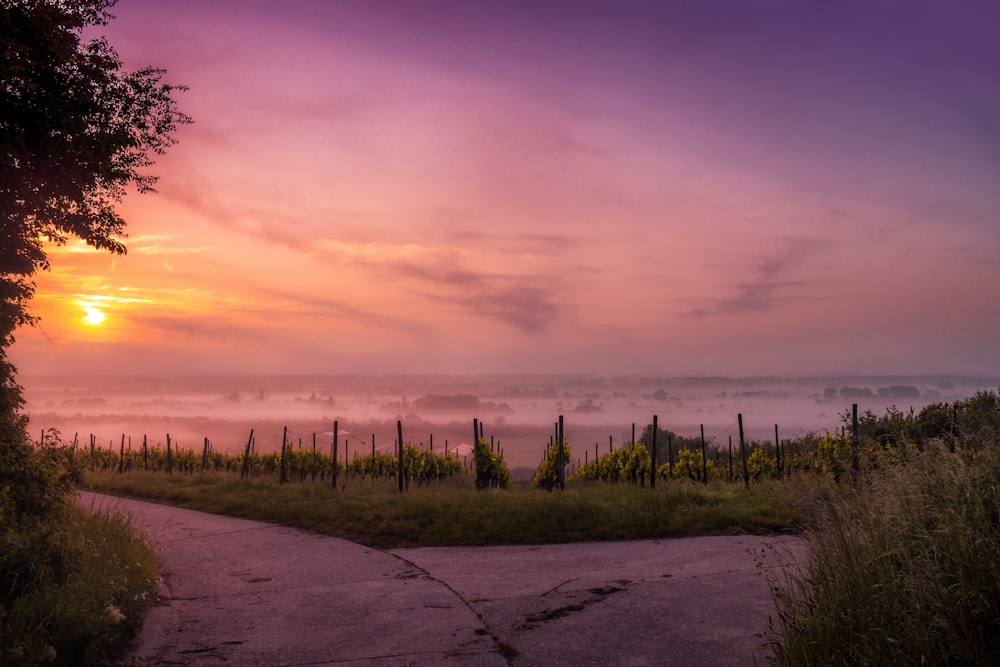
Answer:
[39,389,1000,494]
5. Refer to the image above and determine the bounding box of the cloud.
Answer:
[393,262,560,334]
[681,237,827,318]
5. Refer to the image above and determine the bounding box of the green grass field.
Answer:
[83,470,804,548]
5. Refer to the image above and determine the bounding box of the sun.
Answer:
[82,306,106,326]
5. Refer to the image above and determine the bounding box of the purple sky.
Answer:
[12,0,1000,377]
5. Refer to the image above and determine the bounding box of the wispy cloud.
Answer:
[681,237,827,318]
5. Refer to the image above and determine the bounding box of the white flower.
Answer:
[104,605,126,624]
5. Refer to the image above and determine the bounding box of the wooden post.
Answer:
[700,424,708,485]
[728,435,733,483]
[240,429,254,479]
[331,421,339,488]
[774,424,781,481]
[166,433,173,475]
[738,414,749,489]
[668,433,674,478]
[118,434,125,475]
[650,415,658,489]
[142,434,148,470]
[279,426,288,484]
[473,418,484,489]
[397,420,405,492]
[202,437,209,471]
[558,415,565,490]
[851,403,859,479]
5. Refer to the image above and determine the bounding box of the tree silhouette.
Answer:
[1,0,190,351]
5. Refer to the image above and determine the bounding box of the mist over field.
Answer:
[22,373,998,472]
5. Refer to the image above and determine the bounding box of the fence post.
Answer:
[728,435,733,483]
[700,424,708,485]
[397,420,405,492]
[738,414,749,489]
[650,415,658,489]
[331,421,339,488]
[851,403,859,481]
[774,424,781,481]
[279,426,288,483]
[241,429,254,479]
[668,433,674,478]
[558,415,565,490]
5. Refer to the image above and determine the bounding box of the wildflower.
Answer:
[104,605,126,624]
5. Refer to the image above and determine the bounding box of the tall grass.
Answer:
[0,502,159,667]
[84,471,802,548]
[764,443,1000,665]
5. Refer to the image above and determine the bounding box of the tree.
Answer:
[1,0,190,352]
[1,0,188,515]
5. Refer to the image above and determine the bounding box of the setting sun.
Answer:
[82,306,106,326]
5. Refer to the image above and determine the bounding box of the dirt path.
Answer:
[81,492,803,666]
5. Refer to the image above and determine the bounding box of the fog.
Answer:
[22,373,999,473]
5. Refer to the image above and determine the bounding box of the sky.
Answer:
[11,0,1000,378]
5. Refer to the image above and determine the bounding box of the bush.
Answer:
[1,363,157,666]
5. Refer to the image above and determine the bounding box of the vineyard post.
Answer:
[371,434,375,464]
[558,415,565,491]
[167,434,173,475]
[700,424,708,485]
[202,437,209,471]
[774,424,781,481]
[851,403,859,481]
[650,415,658,489]
[430,433,433,453]
[241,429,254,479]
[728,436,733,483]
[631,423,635,445]
[609,434,613,454]
[738,414,749,489]
[311,433,317,481]
[118,434,125,475]
[279,426,288,484]
[331,421,338,489]
[142,434,148,470]
[90,434,95,470]
[473,418,481,488]
[397,420,404,493]
[668,433,674,478]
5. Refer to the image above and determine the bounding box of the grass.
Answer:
[0,504,159,667]
[762,443,1000,665]
[82,471,804,548]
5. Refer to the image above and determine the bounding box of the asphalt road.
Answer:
[79,492,804,666]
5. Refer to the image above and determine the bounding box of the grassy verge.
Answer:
[82,471,804,548]
[763,444,1000,665]
[0,503,159,667]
